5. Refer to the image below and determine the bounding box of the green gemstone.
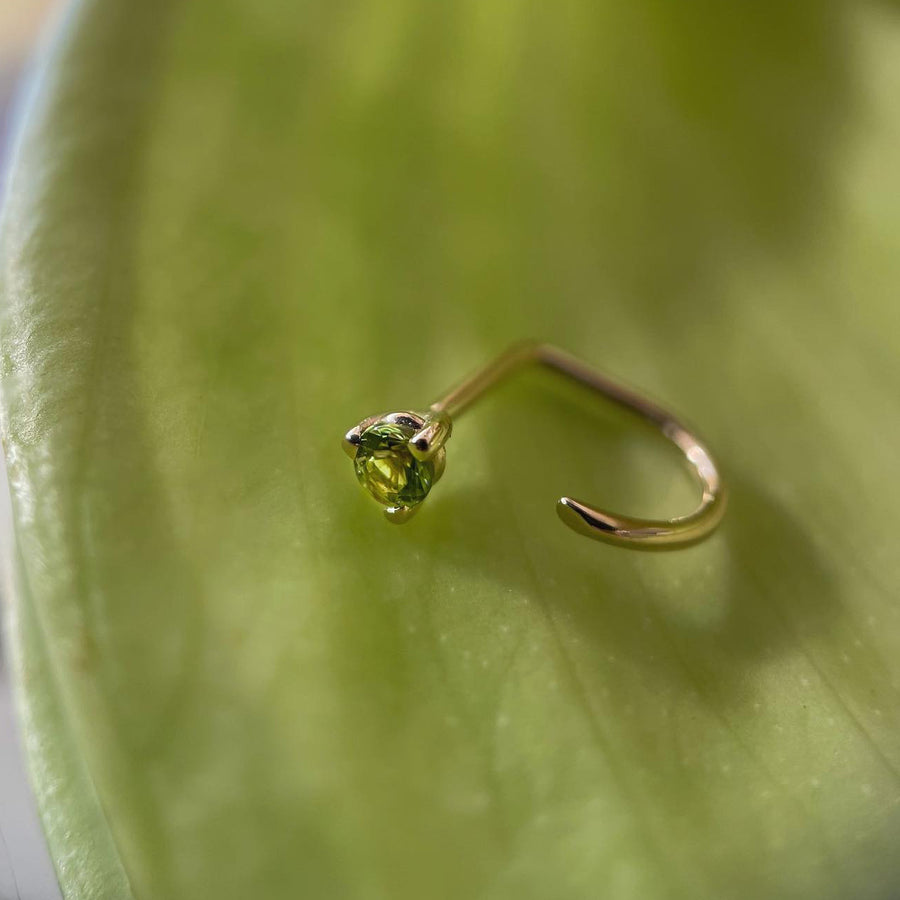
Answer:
[354,421,435,508]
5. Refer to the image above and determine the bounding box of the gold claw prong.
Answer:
[433,447,446,483]
[383,505,419,524]
[409,412,452,461]
[384,411,426,429]
[343,427,362,459]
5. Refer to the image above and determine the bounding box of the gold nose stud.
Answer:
[343,341,726,549]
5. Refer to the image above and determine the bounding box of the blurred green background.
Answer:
[1,0,899,898]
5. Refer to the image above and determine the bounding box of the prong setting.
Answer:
[344,410,445,522]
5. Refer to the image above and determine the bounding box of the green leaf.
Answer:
[2,0,900,897]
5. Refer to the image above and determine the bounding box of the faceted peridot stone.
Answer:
[354,421,434,508]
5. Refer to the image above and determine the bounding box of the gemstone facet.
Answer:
[354,421,435,508]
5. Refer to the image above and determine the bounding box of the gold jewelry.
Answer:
[342,342,725,549]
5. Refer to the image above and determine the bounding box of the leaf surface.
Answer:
[2,0,900,898]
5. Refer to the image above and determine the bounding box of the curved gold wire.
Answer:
[424,341,724,549]
[344,341,726,549]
